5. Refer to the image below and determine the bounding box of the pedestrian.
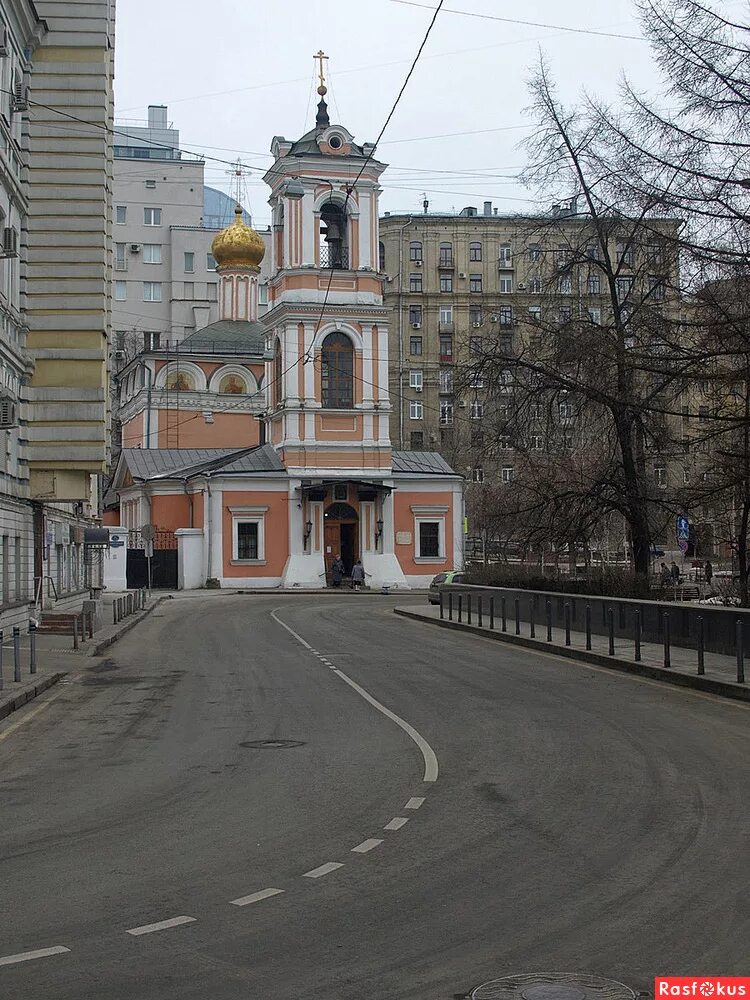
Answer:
[331,553,345,588]
[351,559,365,591]
[704,559,713,586]
[659,561,671,586]
[670,560,680,585]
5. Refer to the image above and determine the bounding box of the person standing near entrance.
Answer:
[705,559,713,587]
[351,559,365,591]
[331,554,345,588]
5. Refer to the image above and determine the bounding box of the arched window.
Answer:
[469,241,482,261]
[379,240,386,271]
[321,332,354,409]
[320,201,348,268]
[409,240,422,262]
[439,241,453,266]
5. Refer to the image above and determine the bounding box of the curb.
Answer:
[0,672,66,722]
[91,596,169,656]
[393,607,750,704]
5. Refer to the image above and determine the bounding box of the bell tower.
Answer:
[261,54,391,478]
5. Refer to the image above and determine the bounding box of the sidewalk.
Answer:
[394,603,750,703]
[0,592,167,723]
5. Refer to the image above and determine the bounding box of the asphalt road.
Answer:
[0,594,748,999]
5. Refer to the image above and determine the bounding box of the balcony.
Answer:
[320,244,349,269]
[438,321,454,334]
[439,352,454,364]
[497,256,514,269]
[437,257,455,269]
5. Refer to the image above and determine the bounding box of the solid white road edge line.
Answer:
[405,796,426,809]
[126,916,196,936]
[230,888,284,907]
[384,817,409,831]
[351,838,384,853]
[302,862,344,878]
[271,607,439,783]
[0,946,70,967]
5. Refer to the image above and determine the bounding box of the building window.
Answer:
[499,276,513,293]
[145,179,157,189]
[528,244,541,262]
[468,369,485,389]
[439,369,453,394]
[469,241,482,262]
[409,241,422,262]
[440,274,453,293]
[379,241,386,271]
[233,517,264,561]
[207,282,217,301]
[440,335,453,360]
[144,243,162,264]
[418,521,441,558]
[528,276,542,294]
[563,432,575,449]
[616,276,633,302]
[558,275,573,294]
[470,273,482,293]
[654,464,667,487]
[472,465,484,483]
[259,283,268,305]
[470,400,484,419]
[558,306,572,324]
[470,305,483,326]
[410,400,423,419]
[410,272,423,293]
[184,251,195,272]
[410,335,423,355]
[143,281,162,302]
[144,207,162,226]
[559,400,574,419]
[115,281,127,301]
[143,331,160,351]
[588,273,601,294]
[471,428,484,446]
[115,205,127,224]
[587,243,601,261]
[617,241,634,267]
[469,335,483,356]
[321,331,354,408]
[439,242,453,266]
[184,281,194,299]
[409,370,423,390]
[410,431,424,449]
[115,243,126,271]
[115,330,126,351]
[530,434,543,450]
[499,435,512,450]
[528,305,541,323]
[439,400,454,425]
[499,332,513,354]
[497,305,513,327]
[501,466,515,483]
[556,245,572,268]
[588,307,601,324]
[649,275,666,301]
[498,244,512,264]
[409,304,422,326]
[439,305,453,327]
[698,404,710,422]
[207,252,217,270]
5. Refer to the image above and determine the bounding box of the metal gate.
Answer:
[127,529,178,589]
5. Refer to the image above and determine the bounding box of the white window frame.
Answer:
[229,505,268,564]
[409,400,423,420]
[411,505,448,564]
[143,243,162,264]
[115,280,126,301]
[530,435,543,450]
[143,281,162,302]
[409,370,423,390]
[472,466,484,483]
[207,252,217,271]
[115,205,127,225]
[144,207,162,226]
[184,251,195,273]
[499,276,513,294]
[501,466,515,483]
[439,304,453,325]
[470,400,483,419]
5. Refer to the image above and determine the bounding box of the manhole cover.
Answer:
[472,974,638,1000]
[238,739,305,749]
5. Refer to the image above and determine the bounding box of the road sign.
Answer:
[676,515,690,541]
[678,539,689,553]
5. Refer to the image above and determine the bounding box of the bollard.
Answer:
[467,595,472,626]
[546,600,552,642]
[514,598,520,635]
[113,600,118,625]
[585,604,592,650]
[697,616,705,676]
[663,612,671,668]
[29,622,37,675]
[13,625,21,681]
[608,607,615,655]
[73,615,79,651]
[530,600,535,639]
[79,615,86,644]
[439,590,444,620]
[634,609,641,662]
[501,596,506,633]
[457,595,463,623]
[0,628,3,692]
[489,596,494,631]
[478,597,483,628]
[448,593,453,621]
[736,620,745,684]
[565,602,571,646]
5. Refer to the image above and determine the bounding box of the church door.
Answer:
[323,502,359,583]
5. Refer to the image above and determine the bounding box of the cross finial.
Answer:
[315,49,328,95]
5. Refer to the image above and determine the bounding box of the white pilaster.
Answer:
[359,191,371,269]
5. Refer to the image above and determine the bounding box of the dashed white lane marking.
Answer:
[384,817,409,831]
[351,838,383,853]
[230,888,284,907]
[126,915,196,936]
[405,796,425,810]
[0,946,70,967]
[272,606,439,783]
[302,862,344,879]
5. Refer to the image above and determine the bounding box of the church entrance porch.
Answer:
[323,501,359,584]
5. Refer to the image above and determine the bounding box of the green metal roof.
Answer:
[180,320,265,356]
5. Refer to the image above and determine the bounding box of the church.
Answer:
[109,71,463,590]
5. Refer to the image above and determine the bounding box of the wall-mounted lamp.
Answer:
[304,519,313,545]
[374,518,384,545]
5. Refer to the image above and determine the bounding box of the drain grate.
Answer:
[238,739,305,749]
[471,974,639,1000]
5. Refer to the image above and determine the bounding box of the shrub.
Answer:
[462,562,651,599]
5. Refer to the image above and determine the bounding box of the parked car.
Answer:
[428,570,465,605]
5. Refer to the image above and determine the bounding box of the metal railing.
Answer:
[319,244,349,269]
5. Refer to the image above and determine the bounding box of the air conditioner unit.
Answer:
[411,322,422,329]
[2,227,17,258]
[414,260,422,267]
[114,349,125,360]
[517,282,527,290]
[0,26,8,56]
[0,393,18,429]
[458,399,467,408]
[415,385,423,393]
[472,322,481,328]
[490,314,499,322]
[129,243,142,253]
[458,272,467,279]
[11,82,27,113]
[55,522,71,545]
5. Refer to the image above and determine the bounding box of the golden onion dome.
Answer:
[211,205,265,270]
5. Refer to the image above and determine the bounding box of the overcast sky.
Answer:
[114,0,663,225]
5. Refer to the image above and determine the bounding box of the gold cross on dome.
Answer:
[315,49,328,91]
